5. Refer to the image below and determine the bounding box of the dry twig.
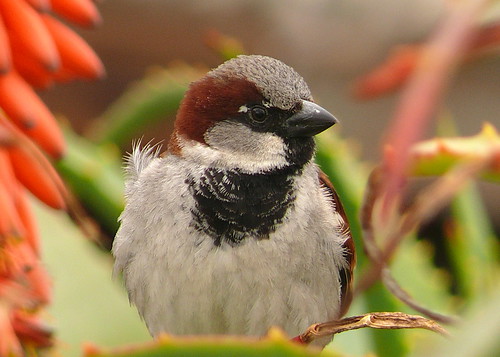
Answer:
[295,312,449,345]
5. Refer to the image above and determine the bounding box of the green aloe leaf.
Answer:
[410,123,500,183]
[84,329,340,357]
[391,236,454,315]
[89,64,202,147]
[56,128,125,237]
[316,131,408,357]
[447,182,499,302]
[412,280,500,357]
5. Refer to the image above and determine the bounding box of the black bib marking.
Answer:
[189,167,298,246]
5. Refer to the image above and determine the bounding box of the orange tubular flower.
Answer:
[0,0,103,355]
[0,0,105,158]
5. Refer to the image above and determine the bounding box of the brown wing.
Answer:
[318,170,356,317]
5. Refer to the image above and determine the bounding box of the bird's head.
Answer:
[169,55,337,172]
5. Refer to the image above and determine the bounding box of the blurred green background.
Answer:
[29,1,500,356]
[37,201,150,357]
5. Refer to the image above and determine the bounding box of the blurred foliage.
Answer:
[56,128,124,239]
[83,329,337,357]
[410,123,500,183]
[36,200,150,357]
[88,64,204,147]
[448,182,499,301]
[43,31,499,357]
[316,133,409,356]
[45,59,499,356]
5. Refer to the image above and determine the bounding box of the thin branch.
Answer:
[381,268,460,325]
[294,312,449,345]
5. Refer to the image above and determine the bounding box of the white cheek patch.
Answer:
[187,122,288,173]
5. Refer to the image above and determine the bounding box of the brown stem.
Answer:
[296,312,449,345]
[381,268,460,324]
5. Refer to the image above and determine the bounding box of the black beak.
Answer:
[283,100,338,138]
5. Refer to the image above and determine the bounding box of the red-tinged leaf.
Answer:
[353,22,500,101]
[378,0,487,213]
[204,29,246,61]
[352,45,420,100]
[410,123,500,182]
[468,20,500,56]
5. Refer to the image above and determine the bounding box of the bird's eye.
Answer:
[249,106,268,123]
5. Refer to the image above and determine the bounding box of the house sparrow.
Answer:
[112,55,355,345]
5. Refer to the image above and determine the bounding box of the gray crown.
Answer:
[208,55,312,110]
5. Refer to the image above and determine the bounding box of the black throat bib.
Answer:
[188,137,314,246]
[188,166,299,246]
